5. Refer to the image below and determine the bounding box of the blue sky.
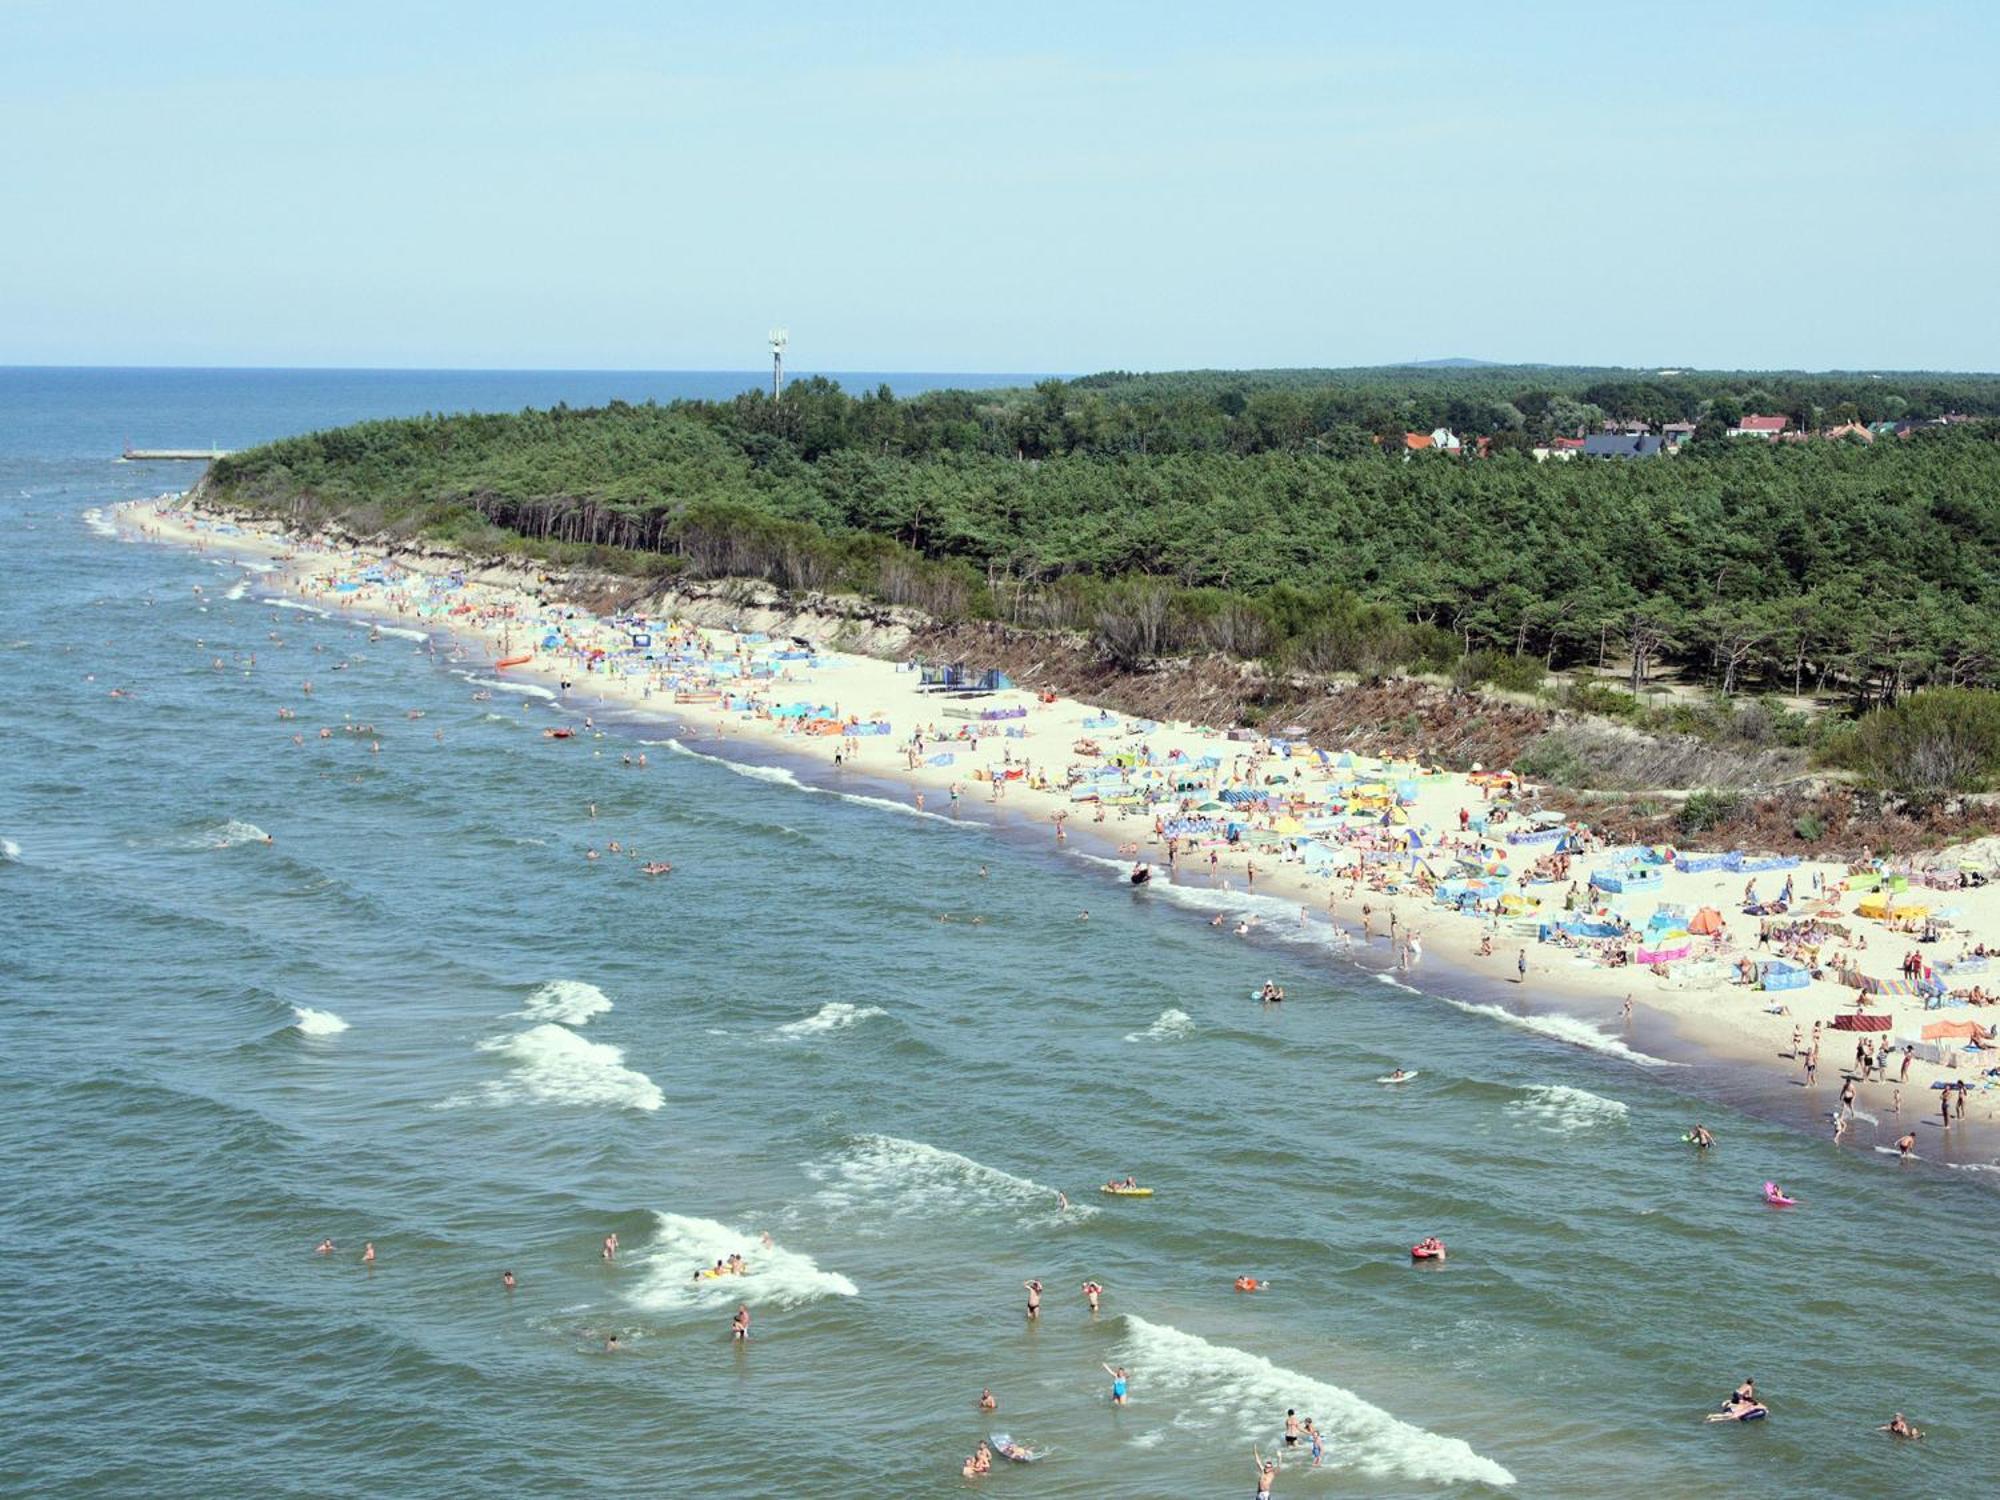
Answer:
[2,2,1994,371]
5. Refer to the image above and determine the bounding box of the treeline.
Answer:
[206,378,2000,708]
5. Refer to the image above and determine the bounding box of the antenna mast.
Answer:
[768,327,789,399]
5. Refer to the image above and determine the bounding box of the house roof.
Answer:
[1734,414,1788,432]
[1549,436,1587,449]
[1581,433,1666,458]
[1404,432,1433,450]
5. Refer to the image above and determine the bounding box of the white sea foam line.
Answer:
[1124,1007,1195,1043]
[519,979,612,1026]
[626,1213,856,1311]
[807,1133,1095,1222]
[662,739,968,826]
[1505,1084,1628,1133]
[265,597,331,617]
[365,623,429,642]
[0,837,20,862]
[1441,998,1678,1067]
[1117,1316,1514,1487]
[468,1022,662,1111]
[773,1001,885,1038]
[462,673,557,701]
[81,507,117,537]
[291,1006,350,1036]
[224,579,249,601]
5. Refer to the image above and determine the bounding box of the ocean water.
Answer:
[4,369,1998,1498]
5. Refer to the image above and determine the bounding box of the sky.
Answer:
[2,1,1995,372]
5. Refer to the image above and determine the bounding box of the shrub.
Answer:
[1515,735,1586,787]
[1836,687,2000,802]
[1793,813,1827,841]
[1677,788,1742,835]
[1560,681,1642,720]
[1455,650,1548,695]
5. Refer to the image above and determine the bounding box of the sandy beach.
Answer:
[126,494,2000,1156]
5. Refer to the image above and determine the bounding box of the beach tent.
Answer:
[1688,906,1725,935]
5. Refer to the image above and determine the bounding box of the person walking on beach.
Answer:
[1516,949,1527,984]
[1900,1047,1914,1084]
[1804,1049,1817,1087]
[1024,1280,1042,1320]
[1839,1078,1857,1118]
[1941,1091,1952,1128]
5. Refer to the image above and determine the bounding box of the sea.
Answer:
[3,367,1996,1498]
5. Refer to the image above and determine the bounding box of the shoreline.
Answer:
[119,495,2000,1168]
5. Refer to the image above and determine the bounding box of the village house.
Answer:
[1727,413,1789,438]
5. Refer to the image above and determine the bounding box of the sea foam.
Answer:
[774,1002,885,1038]
[81,507,117,537]
[627,1213,857,1311]
[808,1133,1091,1222]
[291,1006,350,1036]
[464,674,557,701]
[1506,1083,1628,1133]
[662,740,967,825]
[520,979,612,1026]
[0,837,19,863]
[1117,1316,1515,1487]
[1442,999,1677,1067]
[1124,1008,1195,1043]
[474,1023,662,1111]
[190,819,270,849]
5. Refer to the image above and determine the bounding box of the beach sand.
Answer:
[125,495,2000,1156]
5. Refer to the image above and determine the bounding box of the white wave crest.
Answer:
[224,579,249,601]
[190,819,270,849]
[520,979,612,1026]
[1442,999,1677,1067]
[473,1023,662,1111]
[465,674,556,701]
[1506,1084,1628,1133]
[267,598,330,617]
[808,1133,1093,1223]
[1125,1008,1195,1043]
[82,507,117,537]
[1375,973,1422,993]
[627,1213,856,1311]
[0,837,19,863]
[663,740,968,826]
[292,1006,350,1036]
[1117,1316,1514,1487]
[369,624,428,642]
[774,1002,885,1038]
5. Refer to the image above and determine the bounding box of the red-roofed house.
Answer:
[1728,414,1788,438]
[1404,432,1434,451]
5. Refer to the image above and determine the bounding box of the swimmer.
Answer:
[1283,1409,1302,1449]
[979,1388,998,1412]
[1056,1191,1068,1212]
[1023,1280,1042,1319]
[605,1334,620,1353]
[1386,1068,1409,1083]
[1102,1363,1129,1405]
[1878,1412,1923,1439]
[1252,1448,1277,1498]
[603,1233,619,1262]
[501,1270,516,1290]
[1081,1280,1102,1313]
[759,1231,774,1249]
[314,1238,335,1255]
[730,1304,750,1341]
[1688,1124,1715,1149]
[361,1241,375,1265]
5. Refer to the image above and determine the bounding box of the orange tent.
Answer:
[1922,1019,1994,1042]
[1688,907,1724,936]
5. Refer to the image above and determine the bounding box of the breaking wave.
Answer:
[1124,1008,1195,1043]
[774,1002,885,1038]
[469,1023,662,1111]
[520,979,612,1027]
[626,1214,856,1311]
[1506,1083,1628,1133]
[291,1006,350,1036]
[1442,999,1676,1067]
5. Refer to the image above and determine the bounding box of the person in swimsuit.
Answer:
[1252,1448,1277,1498]
[978,1388,997,1411]
[1102,1364,1128,1405]
[730,1304,750,1341]
[1878,1412,1923,1439]
[1023,1280,1041,1319]
[1896,1132,1916,1159]
[1283,1409,1301,1448]
[1305,1418,1324,1467]
[1082,1280,1102,1314]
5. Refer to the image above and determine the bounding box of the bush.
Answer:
[1560,681,1643,720]
[1677,788,1742,835]
[1515,735,1586,787]
[1836,687,2000,802]
[1455,650,1548,695]
[1793,813,1827,841]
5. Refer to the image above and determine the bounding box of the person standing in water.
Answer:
[361,1242,375,1266]
[1081,1280,1102,1315]
[730,1304,750,1341]
[1023,1280,1041,1320]
[1102,1364,1129,1405]
[1252,1448,1278,1498]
